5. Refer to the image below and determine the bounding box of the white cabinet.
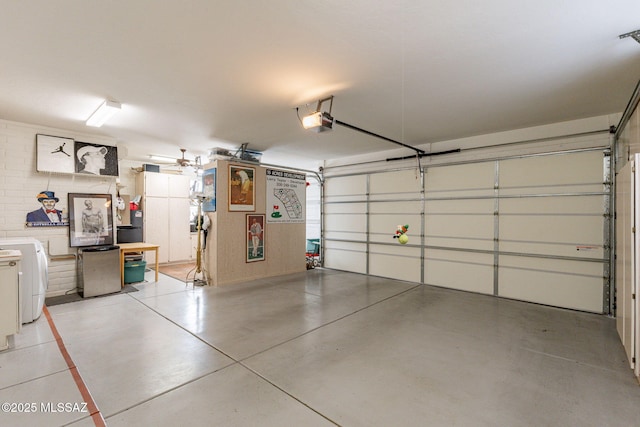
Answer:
[143,197,170,262]
[0,251,21,351]
[168,198,192,262]
[137,172,192,264]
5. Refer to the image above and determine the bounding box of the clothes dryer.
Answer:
[0,238,48,323]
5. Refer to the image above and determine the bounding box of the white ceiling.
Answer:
[1,1,640,169]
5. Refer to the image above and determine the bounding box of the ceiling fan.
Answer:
[176,148,192,167]
[148,148,202,170]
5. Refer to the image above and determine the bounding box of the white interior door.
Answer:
[615,158,633,368]
[633,154,640,377]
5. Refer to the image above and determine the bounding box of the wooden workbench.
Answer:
[119,242,160,287]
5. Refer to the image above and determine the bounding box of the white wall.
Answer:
[0,119,120,296]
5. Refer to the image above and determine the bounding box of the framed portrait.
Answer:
[36,134,76,174]
[25,189,69,227]
[68,193,114,247]
[246,214,265,262]
[74,141,119,176]
[229,165,255,211]
[202,168,217,212]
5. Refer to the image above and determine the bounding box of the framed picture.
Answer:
[25,190,69,227]
[229,165,255,211]
[36,134,76,174]
[246,214,265,262]
[202,168,216,212]
[74,141,119,176]
[68,193,114,247]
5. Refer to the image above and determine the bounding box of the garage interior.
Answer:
[1,2,640,426]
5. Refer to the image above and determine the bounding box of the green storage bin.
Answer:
[124,260,147,284]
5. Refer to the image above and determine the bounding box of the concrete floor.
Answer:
[0,268,639,426]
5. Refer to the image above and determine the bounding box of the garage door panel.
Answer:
[500,184,603,196]
[500,240,603,259]
[498,256,603,313]
[425,162,495,195]
[370,169,422,195]
[426,214,494,241]
[370,244,421,282]
[324,203,366,215]
[324,175,367,196]
[325,214,366,233]
[324,230,366,242]
[425,198,494,214]
[370,211,421,239]
[425,250,494,294]
[370,200,422,213]
[324,241,366,273]
[499,151,603,188]
[500,195,604,214]
[499,215,603,247]
[426,236,494,251]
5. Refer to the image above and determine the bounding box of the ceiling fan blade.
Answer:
[177,148,194,166]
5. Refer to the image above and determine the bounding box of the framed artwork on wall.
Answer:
[36,134,75,174]
[36,134,119,178]
[74,141,119,176]
[246,214,265,262]
[68,193,114,247]
[229,165,255,211]
[202,168,216,212]
[25,190,69,227]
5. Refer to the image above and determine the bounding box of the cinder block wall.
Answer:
[0,119,124,296]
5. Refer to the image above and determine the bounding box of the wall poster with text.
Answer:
[265,169,306,223]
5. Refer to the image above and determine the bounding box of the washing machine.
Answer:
[0,238,48,324]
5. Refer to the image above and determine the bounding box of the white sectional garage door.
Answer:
[323,149,610,313]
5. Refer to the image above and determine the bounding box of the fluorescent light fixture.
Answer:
[149,154,177,163]
[86,99,121,127]
[302,111,333,132]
